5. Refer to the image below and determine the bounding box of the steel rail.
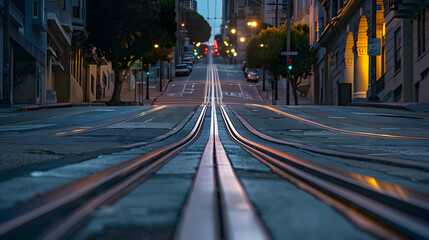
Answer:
[228,106,429,170]
[0,105,207,239]
[220,105,429,239]
[176,64,269,240]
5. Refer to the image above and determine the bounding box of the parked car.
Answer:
[184,62,193,73]
[241,61,248,71]
[183,57,194,63]
[175,64,190,76]
[247,72,260,82]
[184,52,195,60]
[244,67,257,78]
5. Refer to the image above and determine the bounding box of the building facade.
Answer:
[382,1,429,102]
[1,0,47,104]
[1,0,114,105]
[316,0,429,105]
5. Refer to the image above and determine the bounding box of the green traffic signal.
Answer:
[194,52,198,56]
[288,65,292,70]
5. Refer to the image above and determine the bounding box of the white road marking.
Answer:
[180,84,187,97]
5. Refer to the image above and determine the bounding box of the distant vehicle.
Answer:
[184,62,193,72]
[244,67,257,78]
[175,64,190,76]
[241,61,248,71]
[184,52,195,60]
[183,57,194,64]
[247,72,260,82]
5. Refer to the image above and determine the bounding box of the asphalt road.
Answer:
[0,60,428,239]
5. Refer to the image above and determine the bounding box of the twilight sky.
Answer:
[196,0,223,43]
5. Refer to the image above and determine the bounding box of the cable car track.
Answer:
[0,63,427,239]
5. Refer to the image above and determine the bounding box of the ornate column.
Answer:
[344,32,354,87]
[353,16,369,101]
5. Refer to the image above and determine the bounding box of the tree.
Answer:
[246,25,316,105]
[246,27,286,100]
[185,10,211,44]
[285,24,317,105]
[86,0,176,103]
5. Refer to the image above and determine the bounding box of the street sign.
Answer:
[281,51,298,56]
[368,38,381,56]
[131,59,142,70]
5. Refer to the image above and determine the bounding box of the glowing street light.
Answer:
[154,44,159,48]
[233,52,238,56]
[231,48,235,53]
[240,37,246,42]
[247,21,258,28]
[231,28,236,34]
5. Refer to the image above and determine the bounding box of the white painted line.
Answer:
[180,83,187,97]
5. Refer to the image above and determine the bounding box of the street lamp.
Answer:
[240,37,246,42]
[231,28,236,34]
[154,44,159,48]
[247,21,257,28]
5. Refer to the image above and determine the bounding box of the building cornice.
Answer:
[318,0,364,48]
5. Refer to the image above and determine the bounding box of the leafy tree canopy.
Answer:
[185,10,211,43]
[86,0,176,102]
[246,25,317,104]
[87,0,176,68]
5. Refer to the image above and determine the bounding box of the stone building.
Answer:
[1,0,47,104]
[315,0,429,105]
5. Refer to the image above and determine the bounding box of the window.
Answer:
[417,10,425,57]
[414,82,419,102]
[394,28,402,71]
[72,0,80,18]
[33,1,38,18]
[421,68,428,81]
[393,84,402,102]
[12,0,25,13]
[32,0,46,30]
[332,1,337,19]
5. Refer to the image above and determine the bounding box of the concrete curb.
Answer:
[18,103,73,112]
[151,79,171,106]
[349,102,409,111]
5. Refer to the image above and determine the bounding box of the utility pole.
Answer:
[2,0,11,104]
[160,61,163,92]
[286,0,291,105]
[275,0,278,28]
[146,68,150,100]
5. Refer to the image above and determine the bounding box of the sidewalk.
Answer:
[255,77,313,106]
[118,77,170,106]
[0,78,171,113]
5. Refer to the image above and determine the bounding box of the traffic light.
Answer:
[145,66,150,75]
[288,59,292,70]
